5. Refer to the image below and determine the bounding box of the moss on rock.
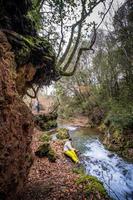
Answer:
[76,174,108,199]
[0,1,59,96]
[35,142,56,162]
[47,149,56,162]
[34,113,58,131]
[35,142,50,158]
[39,133,51,142]
[100,122,133,161]
[72,166,85,175]
[56,128,69,140]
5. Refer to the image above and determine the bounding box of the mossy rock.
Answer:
[56,128,69,140]
[39,133,51,142]
[47,149,56,162]
[45,120,57,130]
[34,114,57,131]
[113,130,122,142]
[35,142,50,158]
[72,166,85,174]
[125,141,133,148]
[98,123,107,132]
[35,142,56,162]
[76,175,108,198]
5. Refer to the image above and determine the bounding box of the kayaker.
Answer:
[64,137,80,163]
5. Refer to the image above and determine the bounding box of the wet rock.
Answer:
[108,153,115,158]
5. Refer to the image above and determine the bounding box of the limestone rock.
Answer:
[0,31,34,200]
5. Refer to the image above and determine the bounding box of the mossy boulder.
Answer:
[98,123,107,132]
[35,142,50,158]
[102,125,133,161]
[34,113,58,131]
[39,133,51,142]
[47,149,56,162]
[125,141,133,148]
[35,142,56,162]
[56,128,69,140]
[45,120,57,130]
[76,174,108,199]
[72,166,85,175]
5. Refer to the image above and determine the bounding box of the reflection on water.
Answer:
[67,127,133,200]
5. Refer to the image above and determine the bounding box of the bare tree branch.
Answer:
[57,0,64,59]
[60,23,96,76]
[38,0,46,11]
[57,0,103,67]
[25,85,40,99]
[96,0,114,30]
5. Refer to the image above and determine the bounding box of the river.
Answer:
[60,125,133,200]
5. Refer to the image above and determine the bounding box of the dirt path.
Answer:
[21,129,84,200]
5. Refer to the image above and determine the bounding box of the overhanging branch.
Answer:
[60,23,96,76]
[25,85,40,99]
[57,0,105,74]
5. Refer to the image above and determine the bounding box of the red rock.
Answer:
[0,32,34,200]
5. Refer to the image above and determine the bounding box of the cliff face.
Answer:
[0,0,58,97]
[0,0,58,198]
[0,31,34,199]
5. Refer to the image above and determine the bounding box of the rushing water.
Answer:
[62,125,133,200]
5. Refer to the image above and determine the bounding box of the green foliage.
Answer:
[27,0,42,31]
[15,34,55,66]
[104,101,133,131]
[55,0,133,141]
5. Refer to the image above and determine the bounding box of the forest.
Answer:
[0,0,132,200]
[56,0,133,160]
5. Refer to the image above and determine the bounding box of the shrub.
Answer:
[104,103,133,132]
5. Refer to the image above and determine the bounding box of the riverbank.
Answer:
[60,115,133,162]
[102,130,133,162]
[20,128,109,200]
[58,116,90,127]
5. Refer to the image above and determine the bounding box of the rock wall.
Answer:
[0,31,34,199]
[103,130,133,162]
